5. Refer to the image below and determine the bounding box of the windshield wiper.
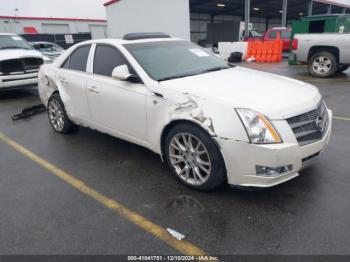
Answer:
[158,72,200,82]
[202,66,230,73]
[158,66,231,82]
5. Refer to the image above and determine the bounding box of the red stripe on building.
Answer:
[0,16,107,23]
[104,0,120,7]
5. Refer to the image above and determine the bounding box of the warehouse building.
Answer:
[104,0,349,44]
[0,15,108,39]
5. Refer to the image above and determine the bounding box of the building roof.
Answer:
[103,0,349,19]
[104,0,120,7]
[190,0,349,18]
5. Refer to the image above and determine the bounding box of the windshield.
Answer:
[0,35,33,50]
[33,43,64,53]
[124,41,231,81]
[250,30,262,38]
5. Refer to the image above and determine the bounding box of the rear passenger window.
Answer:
[268,31,277,39]
[281,31,291,39]
[93,45,135,77]
[68,45,91,72]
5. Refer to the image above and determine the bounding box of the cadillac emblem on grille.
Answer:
[287,100,329,146]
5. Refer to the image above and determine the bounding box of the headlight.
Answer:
[236,108,282,144]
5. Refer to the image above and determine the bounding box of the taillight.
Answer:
[292,38,298,50]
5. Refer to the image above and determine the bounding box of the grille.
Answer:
[23,58,43,72]
[287,101,329,146]
[0,58,43,75]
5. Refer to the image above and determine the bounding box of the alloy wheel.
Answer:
[48,99,65,132]
[169,133,212,186]
[312,56,332,75]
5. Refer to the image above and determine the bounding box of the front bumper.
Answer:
[0,72,38,90]
[216,109,332,187]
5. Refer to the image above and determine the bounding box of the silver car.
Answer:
[31,41,64,60]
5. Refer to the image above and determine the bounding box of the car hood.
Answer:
[160,67,322,119]
[0,49,43,61]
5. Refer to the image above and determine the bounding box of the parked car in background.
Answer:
[242,29,263,41]
[31,41,64,60]
[291,33,350,78]
[38,33,332,191]
[0,33,51,91]
[263,27,295,52]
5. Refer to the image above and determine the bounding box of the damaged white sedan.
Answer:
[38,33,332,191]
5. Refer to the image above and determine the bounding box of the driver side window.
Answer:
[93,45,135,77]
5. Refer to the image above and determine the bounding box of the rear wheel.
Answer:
[48,93,78,134]
[308,51,338,78]
[165,123,226,191]
[338,65,349,73]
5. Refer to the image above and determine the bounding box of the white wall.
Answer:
[42,23,70,34]
[0,18,107,38]
[106,0,191,40]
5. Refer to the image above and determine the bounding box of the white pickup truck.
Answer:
[291,33,350,78]
[0,33,51,91]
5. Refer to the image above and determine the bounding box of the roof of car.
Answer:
[78,37,182,46]
[270,27,290,30]
[30,41,58,45]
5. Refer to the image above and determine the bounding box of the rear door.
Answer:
[57,45,92,122]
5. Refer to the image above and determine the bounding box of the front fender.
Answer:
[146,91,249,154]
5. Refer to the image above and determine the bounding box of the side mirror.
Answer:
[112,65,132,81]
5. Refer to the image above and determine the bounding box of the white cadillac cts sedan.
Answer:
[38,33,332,191]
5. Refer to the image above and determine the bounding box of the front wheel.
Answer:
[165,123,226,191]
[47,93,78,134]
[308,51,338,78]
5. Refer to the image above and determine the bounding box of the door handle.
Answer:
[88,86,100,94]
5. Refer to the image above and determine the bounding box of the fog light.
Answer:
[256,165,293,177]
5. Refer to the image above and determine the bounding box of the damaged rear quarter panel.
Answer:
[38,64,59,107]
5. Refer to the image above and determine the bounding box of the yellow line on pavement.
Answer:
[0,131,206,256]
[333,116,350,122]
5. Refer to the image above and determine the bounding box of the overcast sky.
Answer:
[0,0,107,19]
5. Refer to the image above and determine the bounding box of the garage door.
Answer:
[42,23,70,34]
[89,25,107,39]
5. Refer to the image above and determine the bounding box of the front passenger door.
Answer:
[86,44,148,145]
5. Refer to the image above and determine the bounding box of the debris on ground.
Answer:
[11,104,46,121]
[166,228,186,241]
[246,56,256,63]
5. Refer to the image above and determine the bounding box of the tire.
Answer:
[338,65,349,73]
[165,123,226,191]
[47,93,78,134]
[308,51,338,78]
